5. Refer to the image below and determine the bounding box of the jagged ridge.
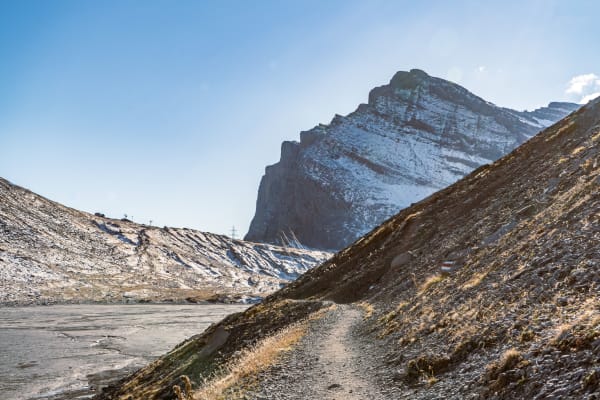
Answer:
[246,69,579,249]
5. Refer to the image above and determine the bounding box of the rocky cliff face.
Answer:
[0,178,330,305]
[246,69,579,250]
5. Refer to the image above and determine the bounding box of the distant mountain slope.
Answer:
[102,98,598,399]
[246,69,579,249]
[0,178,330,305]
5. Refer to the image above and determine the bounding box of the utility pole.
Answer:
[230,225,237,240]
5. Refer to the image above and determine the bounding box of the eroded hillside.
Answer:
[99,98,598,399]
[0,179,330,305]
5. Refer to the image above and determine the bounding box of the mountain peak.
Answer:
[246,70,579,250]
[389,68,431,89]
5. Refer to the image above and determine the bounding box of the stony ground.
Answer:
[244,305,398,400]
[94,97,600,400]
[236,300,600,400]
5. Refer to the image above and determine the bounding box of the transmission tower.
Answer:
[230,225,237,240]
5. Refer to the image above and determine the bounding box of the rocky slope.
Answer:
[246,69,579,249]
[100,98,598,399]
[0,178,330,305]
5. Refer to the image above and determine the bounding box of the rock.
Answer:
[391,252,413,268]
[556,297,569,306]
[245,70,578,249]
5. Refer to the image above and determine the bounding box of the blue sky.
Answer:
[1,0,599,237]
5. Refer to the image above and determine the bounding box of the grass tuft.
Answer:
[419,274,445,294]
[462,271,488,289]
[193,307,331,399]
[173,376,193,400]
[571,146,586,155]
[357,301,375,319]
[485,348,526,384]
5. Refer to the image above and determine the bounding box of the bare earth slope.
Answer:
[99,99,598,399]
[0,179,330,305]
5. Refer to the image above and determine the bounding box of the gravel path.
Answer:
[245,304,399,399]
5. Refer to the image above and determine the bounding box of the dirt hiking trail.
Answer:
[245,305,399,399]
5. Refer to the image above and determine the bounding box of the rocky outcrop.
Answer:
[0,178,331,305]
[246,69,579,250]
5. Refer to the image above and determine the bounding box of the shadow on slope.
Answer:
[99,99,599,399]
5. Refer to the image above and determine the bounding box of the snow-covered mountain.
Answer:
[245,69,579,250]
[0,177,330,305]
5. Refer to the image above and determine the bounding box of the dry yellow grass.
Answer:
[426,374,439,386]
[550,299,599,345]
[571,146,586,155]
[581,158,593,170]
[498,348,522,366]
[545,120,575,142]
[485,347,526,386]
[462,271,489,289]
[193,307,332,400]
[357,301,375,319]
[173,376,193,400]
[377,301,411,338]
[419,274,445,294]
[194,325,306,399]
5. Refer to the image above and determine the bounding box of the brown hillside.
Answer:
[99,98,599,399]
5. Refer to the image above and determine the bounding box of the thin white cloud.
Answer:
[566,73,600,103]
[580,92,600,104]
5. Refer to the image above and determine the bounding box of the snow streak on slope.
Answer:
[0,178,330,305]
[246,69,579,250]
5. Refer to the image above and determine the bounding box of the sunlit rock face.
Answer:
[246,69,579,250]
